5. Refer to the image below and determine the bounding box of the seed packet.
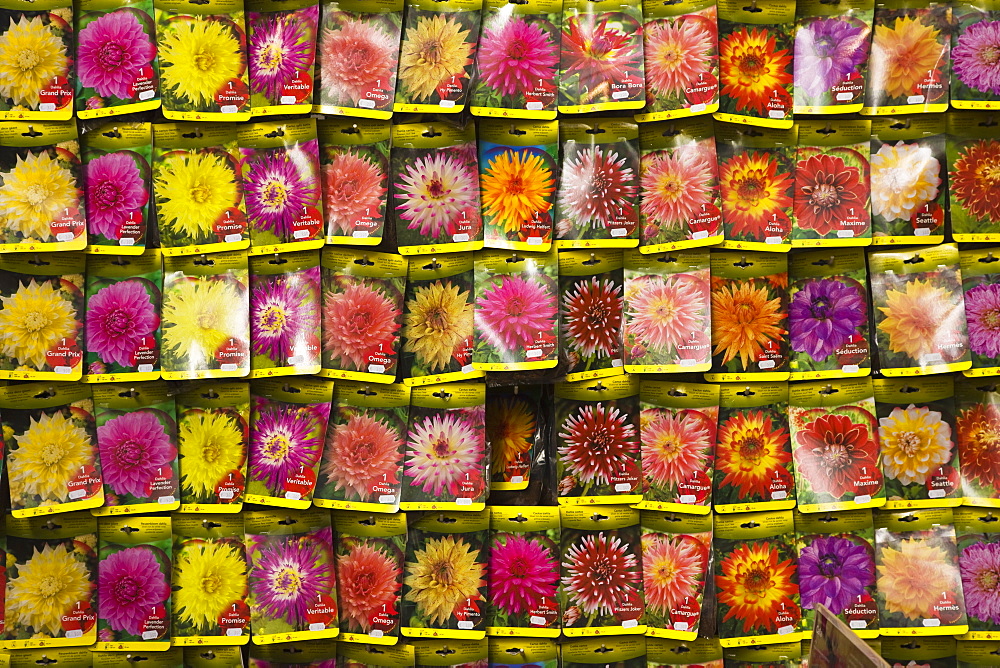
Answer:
[870,115,947,245]
[401,252,482,386]
[641,511,713,639]
[623,249,711,373]
[953,3,1000,109]
[489,637,559,668]
[473,249,558,371]
[714,122,797,250]
[318,118,390,246]
[957,380,1000,509]
[75,0,159,118]
[0,1,74,119]
[246,377,333,508]
[1,512,97,648]
[0,382,103,516]
[794,509,879,638]
[246,0,317,116]
[792,119,872,247]
[715,0,794,128]
[883,637,956,667]
[393,0,481,113]
[8,649,88,668]
[949,112,1000,243]
[249,640,339,666]
[789,377,885,513]
[0,122,84,251]
[875,376,962,509]
[339,641,415,668]
[471,0,561,119]
[960,640,1000,666]
[83,252,161,383]
[92,382,179,515]
[788,248,871,380]
[487,385,545,492]
[160,250,250,380]
[869,243,973,375]
[555,374,641,505]
[646,637,723,668]
[557,0,644,114]
[956,507,1000,639]
[413,638,488,667]
[239,120,324,254]
[319,248,405,384]
[558,249,624,381]
[560,505,645,636]
[81,121,153,253]
[714,382,795,514]
[563,636,646,668]
[793,0,873,114]
[313,0,403,119]
[638,381,717,513]
[706,251,789,381]
[184,647,245,667]
[333,510,406,643]
[401,382,487,511]
[315,380,409,512]
[721,642,801,666]
[155,0,251,121]
[95,515,172,650]
[862,1,949,114]
[402,510,489,639]
[875,507,969,636]
[638,118,722,253]
[0,252,84,380]
[245,508,337,643]
[713,510,803,647]
[555,118,640,248]
[961,247,1000,377]
[152,123,249,255]
[171,514,249,645]
[249,250,322,377]
[92,648,183,667]
[176,381,250,513]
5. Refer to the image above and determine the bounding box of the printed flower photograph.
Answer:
[321,144,389,241]
[555,398,640,499]
[396,9,477,107]
[952,139,1000,234]
[624,269,711,369]
[0,272,84,373]
[321,273,403,376]
[403,532,487,631]
[84,148,151,247]
[796,534,875,629]
[247,6,317,107]
[472,13,559,112]
[878,401,959,503]
[317,405,406,505]
[556,142,639,242]
[641,405,717,508]
[560,272,623,375]
[475,265,558,367]
[559,10,643,108]
[793,16,870,107]
[402,406,486,505]
[336,535,403,636]
[178,405,248,507]
[870,138,944,239]
[718,23,792,118]
[717,148,794,244]
[711,275,788,375]
[317,10,401,112]
[97,407,178,507]
[77,8,157,109]
[788,275,868,373]
[714,406,793,508]
[157,14,248,113]
[172,536,248,638]
[639,139,720,247]
[0,12,71,113]
[242,139,321,246]
[643,9,718,113]
[486,388,539,486]
[400,275,475,379]
[250,266,321,372]
[247,397,330,501]
[642,531,710,632]
[480,144,557,247]
[867,9,948,108]
[714,537,800,638]
[98,543,171,642]
[561,528,643,630]
[488,532,559,628]
[793,147,870,241]
[85,276,160,375]
[0,145,84,245]
[953,16,1000,100]
[965,276,1000,369]
[959,535,1000,631]
[958,399,1000,499]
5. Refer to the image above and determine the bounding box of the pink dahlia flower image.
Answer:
[395,153,481,239]
[248,8,317,100]
[336,542,401,631]
[77,10,155,100]
[97,411,176,499]
[86,279,158,368]
[626,274,707,354]
[249,527,336,627]
[319,17,398,105]
[99,546,170,636]
[85,152,148,240]
[323,151,386,235]
[477,16,558,97]
[322,281,400,369]
[244,143,321,238]
[322,413,402,500]
[489,534,558,616]
[476,274,556,353]
[405,411,483,498]
[250,400,328,493]
[559,145,636,230]
[250,271,320,362]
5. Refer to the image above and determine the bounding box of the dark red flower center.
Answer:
[738,434,764,462]
[114,575,143,604]
[114,438,145,469]
[983,46,1000,66]
[505,296,527,317]
[584,427,614,455]
[98,41,128,70]
[741,563,770,594]
[94,180,125,211]
[977,568,1000,592]
[102,308,136,337]
[433,436,453,458]
[509,556,531,578]
[588,556,617,585]
[427,178,445,199]
[807,182,842,209]
[506,38,529,61]
[738,49,767,80]
[736,175,765,204]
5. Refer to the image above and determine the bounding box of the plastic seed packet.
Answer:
[249,250,322,378]
[82,121,152,254]
[473,249,558,371]
[246,377,333,509]
[875,507,969,636]
[401,252,482,386]
[95,515,172,650]
[0,252,84,380]
[646,637,723,668]
[152,124,249,255]
[1,512,97,648]
[401,382,487,511]
[962,246,1000,377]
[721,641,801,666]
[0,0,74,120]
[559,249,624,381]
[870,115,947,245]
[176,381,250,513]
[339,641,415,668]
[953,2,1000,109]
[183,647,245,667]
[393,0,481,113]
[949,112,1000,243]
[555,118,640,248]
[883,637,956,667]
[315,380,409,512]
[93,648,183,668]
[875,376,962,510]
[714,382,795,514]
[402,510,489,639]
[487,384,544,492]
[956,507,1000,639]
[489,637,559,668]
[160,250,251,380]
[317,118,390,246]
[788,248,870,380]
[638,380,717,514]
[245,0,317,117]
[154,0,251,121]
[869,243,973,375]
[563,636,646,668]
[487,506,560,637]
[641,511,713,639]
[793,0,873,115]
[862,1,949,115]
[0,382,103,516]
[794,509,879,638]
[560,505,645,636]
[557,0,644,114]
[92,382,180,515]
[713,510,803,647]
[245,508,338,643]
[789,377,885,513]
[959,640,1000,666]
[413,638,488,666]
[638,118,722,253]
[555,374,641,505]
[957,380,1000,509]
[714,122,797,251]
[83,252,161,383]
[332,510,406,644]
[470,0,561,119]
[249,640,339,666]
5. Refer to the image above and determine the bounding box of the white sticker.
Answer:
[526,349,542,359]
[68,488,86,500]
[771,491,787,500]
[370,629,384,638]
[510,476,524,484]
[462,364,475,374]
[842,364,860,373]
[612,90,629,100]
[527,236,542,245]
[378,494,396,503]
[221,363,238,371]
[526,102,543,110]
[836,229,854,238]
[769,110,786,119]
[219,489,235,500]
[221,105,238,114]
[692,230,709,239]
[457,620,474,629]
[119,237,135,246]
[922,618,941,627]
[759,359,775,369]
[139,89,156,101]
[923,353,944,364]
[849,620,867,629]
[56,365,72,374]
[369,364,386,373]
[353,230,370,238]
[226,627,243,636]
[56,232,74,242]
[158,496,175,504]
[309,622,326,632]
[359,99,376,109]
[915,227,930,236]
[854,494,871,504]
[778,625,795,635]
[610,227,628,237]
[66,629,83,638]
[280,95,297,104]
[689,103,707,113]
[224,233,243,243]
[286,356,302,366]
[285,491,302,500]
[680,358,697,367]
[453,233,470,242]
[456,497,472,505]
[679,494,696,503]
[928,489,945,498]
[622,619,638,628]
[612,359,624,367]
[293,228,310,239]
[614,483,632,492]
[529,615,546,625]
[142,630,159,640]
[907,95,926,104]
[39,102,56,112]
[439,100,456,108]
[836,92,854,101]
[765,236,783,244]
[673,621,689,631]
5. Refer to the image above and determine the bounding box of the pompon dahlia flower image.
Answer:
[250,267,321,370]
[475,271,557,364]
[474,15,558,108]
[557,143,638,240]
[488,533,558,620]
[320,411,404,503]
[318,12,400,111]
[868,13,945,104]
[178,407,247,505]
[248,397,330,500]
[402,277,474,377]
[792,407,881,504]
[557,400,639,498]
[718,149,793,242]
[961,541,1000,627]
[157,16,247,112]
[336,539,403,634]
[714,408,791,506]
[876,530,966,625]
[793,17,869,104]
[397,12,476,105]
[97,409,177,503]
[5,539,96,639]
[559,11,643,106]
[242,139,322,243]
[322,275,402,373]
[718,26,792,117]
[952,139,1000,228]
[0,15,70,110]
[173,538,248,636]
[404,533,486,628]
[965,282,1000,362]
[0,150,80,244]
[958,401,1000,497]
[561,275,623,368]
[643,12,717,107]
[77,10,156,104]
[322,148,387,238]
[153,150,242,248]
[561,531,642,626]
[797,535,874,617]
[641,406,716,505]
[86,279,159,371]
[878,403,954,491]
[403,408,485,502]
[789,277,867,364]
[0,277,80,370]
[85,151,150,244]
[394,148,481,245]
[642,533,709,624]
[99,546,171,639]
[715,540,799,636]
[247,6,317,105]
[870,141,941,226]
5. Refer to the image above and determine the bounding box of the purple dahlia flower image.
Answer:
[955,21,1000,96]
[789,278,866,362]
[798,535,874,615]
[962,541,1000,624]
[794,17,868,100]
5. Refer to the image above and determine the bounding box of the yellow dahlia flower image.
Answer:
[155,151,239,243]
[162,278,247,370]
[404,535,485,625]
[0,16,68,108]
[7,543,93,636]
[398,14,472,102]
[174,540,247,632]
[0,279,77,368]
[179,410,245,499]
[8,411,95,505]
[160,19,245,108]
[0,151,77,241]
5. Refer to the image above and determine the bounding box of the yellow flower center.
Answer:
[263,434,290,462]
[202,572,223,595]
[981,161,1000,186]
[37,576,63,598]
[418,39,445,66]
[273,566,305,596]
[259,305,287,334]
[658,45,683,68]
[985,309,1000,329]
[21,311,49,332]
[426,306,449,332]
[653,432,683,461]
[39,442,67,466]
[202,440,221,465]
[653,557,678,585]
[895,430,924,456]
[15,48,41,71]
[655,173,684,202]
[24,184,52,207]
[195,50,218,73]
[190,182,213,204]
[978,569,1000,592]
[430,558,456,587]
[984,46,1000,66]
[262,180,289,210]
[197,310,218,330]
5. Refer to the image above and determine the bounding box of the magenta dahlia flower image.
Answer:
[250,267,321,371]
[961,540,1000,627]
[85,151,149,244]
[78,10,156,103]
[954,20,1000,97]
[248,397,330,499]
[473,14,558,110]
[98,546,170,639]
[789,277,867,363]
[247,6,318,104]
[97,409,177,503]
[86,278,159,371]
[403,408,485,503]
[242,138,322,243]
[488,533,558,620]
[965,281,1000,362]
[475,272,557,364]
